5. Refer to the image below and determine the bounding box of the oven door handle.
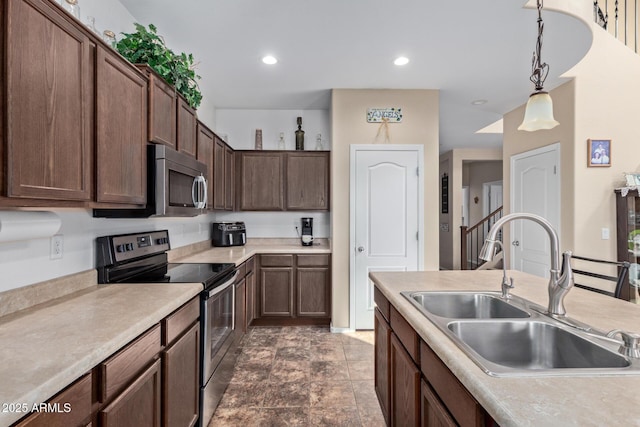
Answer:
[207,270,239,298]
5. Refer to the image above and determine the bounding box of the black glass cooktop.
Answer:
[122,262,235,289]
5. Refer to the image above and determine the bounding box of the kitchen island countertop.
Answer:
[0,282,202,426]
[369,270,640,427]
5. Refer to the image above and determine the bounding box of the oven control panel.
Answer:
[96,230,171,265]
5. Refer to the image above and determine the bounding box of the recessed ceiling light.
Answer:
[262,55,278,65]
[394,56,410,66]
[471,99,488,105]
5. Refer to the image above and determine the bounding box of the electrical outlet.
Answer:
[601,228,610,240]
[50,234,63,259]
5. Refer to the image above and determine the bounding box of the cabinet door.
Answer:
[235,278,247,334]
[286,152,329,210]
[176,96,197,157]
[390,333,420,427]
[239,152,284,211]
[224,146,234,210]
[213,138,226,210]
[296,267,330,317]
[162,322,199,427]
[260,267,293,316]
[197,123,214,210]
[246,270,256,326]
[374,309,391,425]
[421,380,456,427]
[147,72,176,148]
[96,47,147,205]
[99,359,161,427]
[5,0,92,201]
[14,373,92,427]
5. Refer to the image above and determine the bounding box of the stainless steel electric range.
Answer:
[96,229,239,427]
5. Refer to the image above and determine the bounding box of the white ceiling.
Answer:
[118,0,592,152]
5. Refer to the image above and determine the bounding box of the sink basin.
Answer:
[448,320,631,375]
[406,292,530,319]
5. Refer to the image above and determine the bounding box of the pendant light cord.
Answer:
[530,0,549,92]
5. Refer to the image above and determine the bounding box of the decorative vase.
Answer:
[295,117,305,150]
[255,129,263,150]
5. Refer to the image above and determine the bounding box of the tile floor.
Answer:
[209,326,386,426]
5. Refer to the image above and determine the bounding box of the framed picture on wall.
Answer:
[441,173,449,213]
[587,139,611,167]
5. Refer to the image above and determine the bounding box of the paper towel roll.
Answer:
[0,211,62,243]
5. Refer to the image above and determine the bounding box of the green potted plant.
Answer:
[115,23,202,109]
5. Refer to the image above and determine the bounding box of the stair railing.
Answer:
[595,0,639,53]
[460,206,503,270]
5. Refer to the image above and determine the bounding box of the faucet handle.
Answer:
[606,329,640,358]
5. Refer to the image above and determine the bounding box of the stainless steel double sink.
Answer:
[401,291,640,377]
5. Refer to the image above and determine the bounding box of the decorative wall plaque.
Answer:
[367,108,402,123]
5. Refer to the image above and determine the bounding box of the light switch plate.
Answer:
[601,228,610,240]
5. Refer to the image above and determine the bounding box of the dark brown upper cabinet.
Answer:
[176,96,197,158]
[224,145,234,210]
[95,46,148,205]
[212,136,234,211]
[3,0,93,201]
[196,122,214,210]
[238,152,285,211]
[136,65,177,149]
[286,152,329,210]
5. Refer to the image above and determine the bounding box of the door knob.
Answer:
[357,246,365,253]
[512,240,520,246]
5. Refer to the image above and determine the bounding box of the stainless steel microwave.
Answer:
[94,144,208,218]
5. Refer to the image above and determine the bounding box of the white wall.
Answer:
[215,109,330,151]
[74,0,136,38]
[0,209,216,293]
[215,211,329,239]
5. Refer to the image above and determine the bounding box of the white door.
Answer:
[511,144,560,278]
[461,187,470,227]
[351,145,422,330]
[482,181,503,217]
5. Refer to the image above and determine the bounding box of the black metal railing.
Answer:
[595,0,639,53]
[460,206,503,270]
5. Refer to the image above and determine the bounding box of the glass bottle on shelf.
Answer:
[295,117,305,150]
[85,16,100,36]
[315,133,323,150]
[278,132,286,150]
[102,30,116,48]
[64,0,80,19]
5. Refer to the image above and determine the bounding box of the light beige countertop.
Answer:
[369,270,640,427]
[0,282,202,426]
[176,238,331,265]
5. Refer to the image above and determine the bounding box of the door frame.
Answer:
[349,144,425,330]
[509,142,561,269]
[482,180,503,218]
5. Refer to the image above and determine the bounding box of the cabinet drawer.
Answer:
[374,286,390,322]
[245,256,255,274]
[297,254,330,267]
[390,306,419,363]
[260,254,293,267]
[420,340,484,427]
[98,324,161,403]
[14,373,92,427]
[161,297,199,346]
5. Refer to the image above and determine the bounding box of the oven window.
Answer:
[209,285,234,356]
[168,169,196,207]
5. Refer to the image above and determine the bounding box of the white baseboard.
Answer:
[330,323,355,333]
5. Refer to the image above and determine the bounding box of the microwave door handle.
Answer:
[191,176,198,208]
[194,175,206,209]
[200,175,208,209]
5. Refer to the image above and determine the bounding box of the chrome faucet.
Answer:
[478,212,574,316]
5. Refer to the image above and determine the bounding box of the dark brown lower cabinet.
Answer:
[374,309,391,425]
[235,277,247,334]
[99,358,161,427]
[374,286,496,427]
[260,267,294,316]
[246,270,256,328]
[421,380,456,427]
[390,333,420,427]
[162,322,200,427]
[296,267,330,317]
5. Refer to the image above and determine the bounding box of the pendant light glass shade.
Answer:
[517,91,559,131]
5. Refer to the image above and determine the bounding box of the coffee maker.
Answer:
[301,217,313,246]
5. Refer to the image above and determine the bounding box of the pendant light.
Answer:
[518,0,559,132]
